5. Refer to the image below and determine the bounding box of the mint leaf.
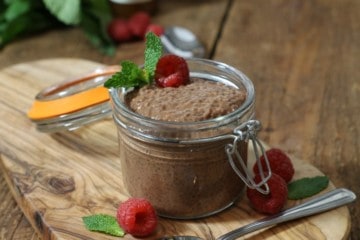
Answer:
[104,32,163,88]
[0,0,64,48]
[104,60,146,88]
[82,214,125,237]
[144,32,163,81]
[42,0,81,25]
[4,0,31,21]
[288,176,329,200]
[80,0,115,56]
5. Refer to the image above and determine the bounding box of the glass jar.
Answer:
[109,58,256,219]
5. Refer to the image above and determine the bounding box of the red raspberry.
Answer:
[128,11,151,38]
[155,54,190,87]
[107,18,133,42]
[253,148,294,183]
[247,173,288,214]
[146,24,165,36]
[116,198,157,237]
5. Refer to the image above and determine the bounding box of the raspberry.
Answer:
[155,54,190,87]
[253,148,294,183]
[247,173,288,214]
[107,18,133,43]
[128,11,151,38]
[116,198,157,237]
[146,24,165,36]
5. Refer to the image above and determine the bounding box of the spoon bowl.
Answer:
[161,26,206,58]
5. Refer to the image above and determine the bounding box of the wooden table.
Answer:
[0,0,358,239]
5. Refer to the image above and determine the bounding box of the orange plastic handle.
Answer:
[27,66,120,120]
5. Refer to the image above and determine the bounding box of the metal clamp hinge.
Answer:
[225,120,272,195]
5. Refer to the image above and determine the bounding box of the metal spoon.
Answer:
[159,188,356,240]
[161,26,206,58]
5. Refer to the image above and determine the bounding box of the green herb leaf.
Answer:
[0,9,62,48]
[104,60,146,88]
[0,0,114,55]
[104,32,163,88]
[4,0,31,22]
[42,0,81,25]
[82,214,125,237]
[0,13,30,46]
[144,32,163,81]
[79,0,115,56]
[288,176,329,200]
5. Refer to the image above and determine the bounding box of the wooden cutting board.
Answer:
[0,59,351,240]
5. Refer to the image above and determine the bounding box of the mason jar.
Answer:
[109,58,257,219]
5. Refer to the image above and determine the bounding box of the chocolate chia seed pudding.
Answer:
[110,58,256,219]
[126,79,246,122]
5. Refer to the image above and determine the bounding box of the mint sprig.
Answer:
[82,214,125,237]
[104,32,163,89]
[288,175,329,200]
[0,0,115,55]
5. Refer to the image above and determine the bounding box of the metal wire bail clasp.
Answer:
[225,120,272,194]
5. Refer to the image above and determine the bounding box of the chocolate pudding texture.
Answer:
[118,78,249,218]
[126,78,247,122]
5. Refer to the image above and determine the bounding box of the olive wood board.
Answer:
[0,59,351,240]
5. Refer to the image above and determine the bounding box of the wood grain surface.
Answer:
[0,0,359,239]
[0,57,352,240]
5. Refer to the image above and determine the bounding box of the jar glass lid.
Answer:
[27,65,120,132]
